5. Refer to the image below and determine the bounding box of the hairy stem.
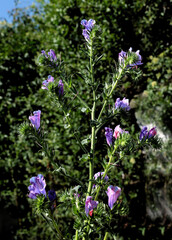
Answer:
[95,147,116,201]
[87,38,96,197]
[97,66,126,123]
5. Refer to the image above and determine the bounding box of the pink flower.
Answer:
[106,185,121,210]
[113,125,128,139]
[148,127,157,138]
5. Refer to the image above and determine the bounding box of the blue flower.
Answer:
[48,49,57,61]
[48,190,57,201]
[28,174,46,199]
[41,49,57,62]
[105,127,113,146]
[81,19,96,41]
[115,97,130,111]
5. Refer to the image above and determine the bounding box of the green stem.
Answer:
[95,148,116,201]
[75,230,79,240]
[103,232,109,240]
[87,38,96,197]
[97,65,126,123]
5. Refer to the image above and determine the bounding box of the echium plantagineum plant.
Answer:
[19,19,161,240]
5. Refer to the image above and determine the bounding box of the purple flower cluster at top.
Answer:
[81,19,96,41]
[93,172,109,188]
[48,190,57,201]
[118,47,142,67]
[105,125,129,146]
[58,79,64,97]
[85,196,98,217]
[29,110,41,130]
[42,75,54,90]
[41,49,57,62]
[28,174,46,199]
[115,97,130,111]
[139,126,157,140]
[106,185,121,210]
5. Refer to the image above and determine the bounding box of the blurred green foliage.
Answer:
[0,0,171,239]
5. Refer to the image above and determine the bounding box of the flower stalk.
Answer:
[87,37,96,197]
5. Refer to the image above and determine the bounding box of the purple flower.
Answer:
[74,193,80,198]
[82,29,90,41]
[29,110,41,130]
[118,48,143,68]
[115,97,130,111]
[28,174,46,199]
[106,185,121,210]
[48,49,57,61]
[85,196,98,217]
[139,126,148,140]
[42,75,54,90]
[81,19,95,31]
[118,50,127,65]
[105,127,113,146]
[48,190,57,201]
[113,125,129,139]
[94,172,109,182]
[139,126,157,140]
[128,47,143,67]
[58,79,64,97]
[41,49,57,62]
[81,19,96,41]
[93,172,109,188]
[41,50,48,58]
[148,127,157,138]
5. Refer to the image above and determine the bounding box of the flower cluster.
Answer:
[105,125,129,146]
[42,75,64,97]
[93,172,109,188]
[85,196,98,217]
[115,97,130,111]
[118,47,142,67]
[29,110,41,130]
[41,49,57,62]
[81,19,96,41]
[42,75,54,90]
[139,126,157,140]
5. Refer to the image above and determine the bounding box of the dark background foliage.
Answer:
[0,0,171,239]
